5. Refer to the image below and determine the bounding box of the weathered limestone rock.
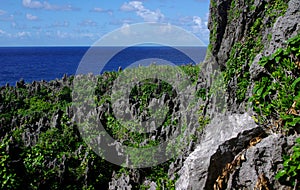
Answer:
[250,0,300,80]
[226,134,297,189]
[176,113,264,190]
[264,0,300,57]
[109,173,132,190]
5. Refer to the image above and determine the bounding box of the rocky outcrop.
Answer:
[208,0,300,69]
[207,0,300,113]
[175,113,264,189]
[109,173,132,190]
[250,0,300,80]
[226,134,296,189]
[176,115,297,189]
[264,0,300,56]
[175,0,300,189]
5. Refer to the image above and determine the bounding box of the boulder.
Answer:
[176,113,264,189]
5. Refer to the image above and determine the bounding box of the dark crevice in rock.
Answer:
[204,125,266,189]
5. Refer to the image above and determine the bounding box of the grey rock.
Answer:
[264,0,300,56]
[142,180,157,190]
[109,173,132,190]
[16,79,25,88]
[51,109,63,128]
[226,134,298,189]
[176,113,264,190]
[250,54,266,80]
[252,0,300,72]
[149,181,157,190]
[207,0,300,113]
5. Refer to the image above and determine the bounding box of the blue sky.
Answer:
[0,0,210,46]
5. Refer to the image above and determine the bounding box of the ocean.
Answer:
[0,46,206,86]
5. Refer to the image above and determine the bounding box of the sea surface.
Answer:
[0,46,206,86]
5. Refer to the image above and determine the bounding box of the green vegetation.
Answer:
[208,0,297,187]
[180,64,200,84]
[207,0,217,56]
[250,33,300,187]
[223,18,262,102]
[276,137,300,188]
[0,64,201,189]
[0,81,117,189]
[250,34,300,132]
[224,37,262,102]
[228,0,241,22]
[222,0,288,103]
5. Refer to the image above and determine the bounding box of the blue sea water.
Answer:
[0,46,206,86]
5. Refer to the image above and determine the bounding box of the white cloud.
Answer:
[16,31,31,38]
[79,20,97,27]
[56,30,68,38]
[109,18,135,26]
[90,7,113,15]
[0,9,6,15]
[0,29,6,35]
[159,22,172,33]
[80,33,95,39]
[192,16,206,33]
[190,16,209,44]
[178,16,192,24]
[46,30,97,41]
[120,1,143,11]
[173,15,209,44]
[193,16,202,27]
[92,7,104,12]
[22,0,43,8]
[120,23,131,35]
[138,9,164,22]
[26,13,38,20]
[22,0,77,11]
[120,1,164,22]
[11,22,28,30]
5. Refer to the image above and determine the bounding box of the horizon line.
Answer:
[0,45,208,48]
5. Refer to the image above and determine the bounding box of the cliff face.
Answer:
[176,0,300,189]
[207,0,299,112]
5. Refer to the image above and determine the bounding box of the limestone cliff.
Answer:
[175,0,300,189]
[207,0,299,112]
